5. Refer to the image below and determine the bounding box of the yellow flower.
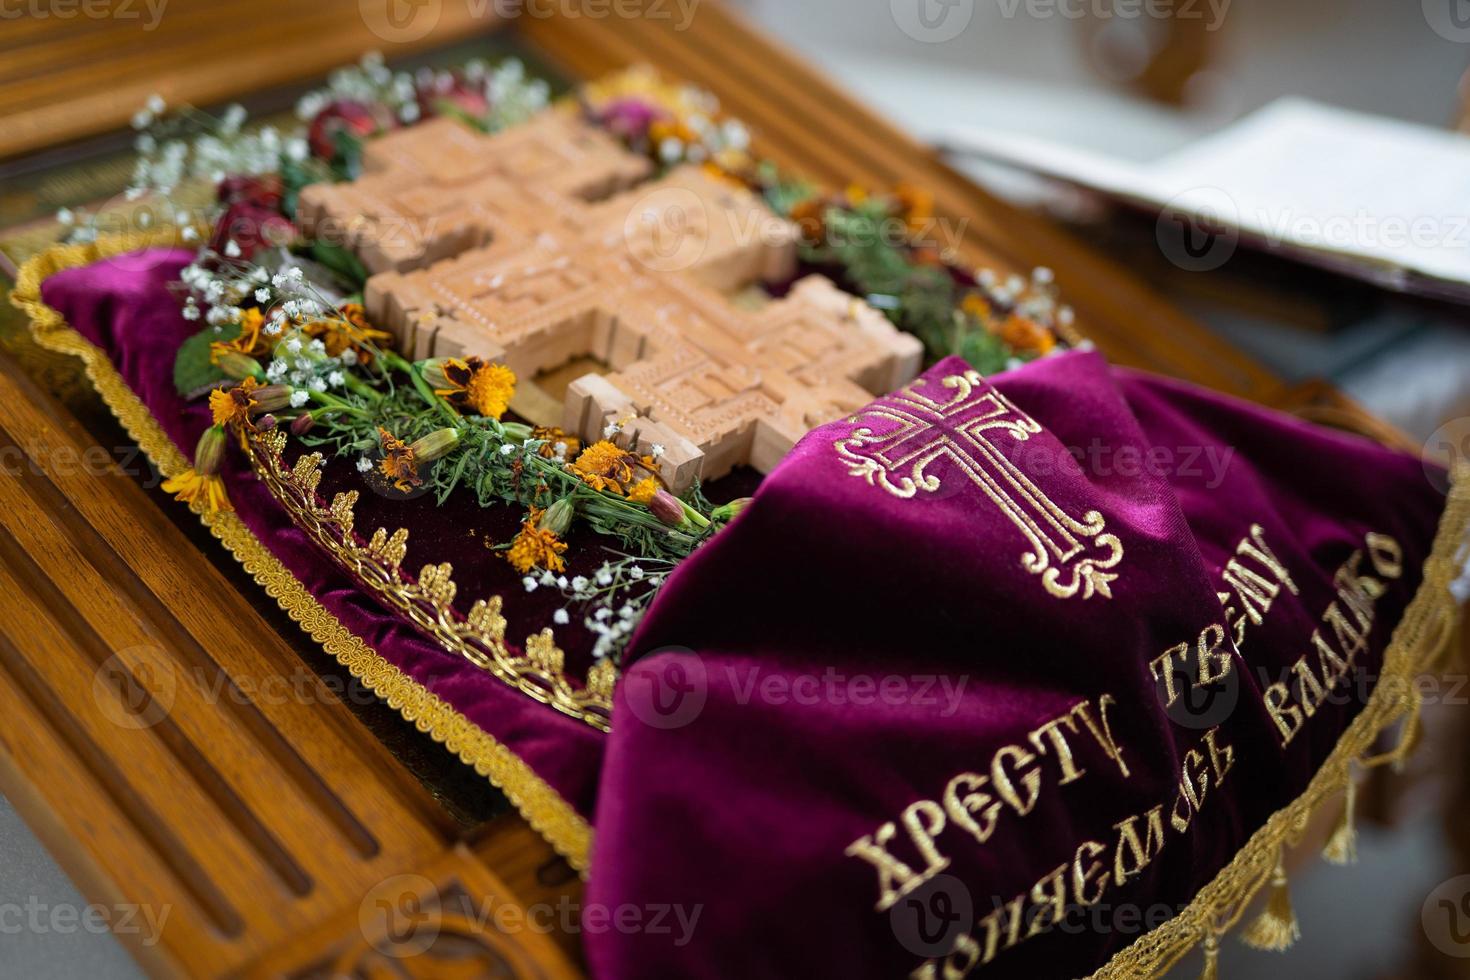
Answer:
[961,292,992,323]
[569,440,663,497]
[432,357,517,419]
[504,507,568,574]
[210,376,260,428]
[209,308,269,363]
[627,476,661,505]
[162,469,231,513]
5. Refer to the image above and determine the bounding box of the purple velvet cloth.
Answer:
[41,251,1453,978]
[587,354,1448,977]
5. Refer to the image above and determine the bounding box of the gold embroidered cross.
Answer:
[835,370,1124,599]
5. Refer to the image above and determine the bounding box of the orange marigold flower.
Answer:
[961,292,992,323]
[569,440,665,498]
[377,427,420,492]
[995,314,1055,355]
[893,183,935,234]
[433,357,517,420]
[161,469,231,513]
[209,377,261,428]
[302,302,393,365]
[531,426,580,461]
[504,507,569,574]
[209,308,270,364]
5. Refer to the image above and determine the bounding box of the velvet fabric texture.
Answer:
[40,250,1455,978]
[588,354,1449,977]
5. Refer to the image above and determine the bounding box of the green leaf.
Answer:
[173,324,238,397]
[310,240,370,291]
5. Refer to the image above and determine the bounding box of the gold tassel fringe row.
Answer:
[1321,769,1358,866]
[1238,853,1300,952]
[9,233,594,874]
[1088,463,1470,978]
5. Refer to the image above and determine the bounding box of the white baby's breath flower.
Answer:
[145,93,165,115]
[339,349,358,366]
[499,444,515,456]
[285,337,302,353]
[181,303,200,321]
[356,457,373,473]
[327,371,345,388]
[224,240,241,258]
[571,576,589,592]
[254,288,270,303]
[540,570,556,586]
[630,566,645,580]
[289,389,310,408]
[650,443,665,458]
[603,423,620,438]
[523,576,539,592]
[553,609,570,625]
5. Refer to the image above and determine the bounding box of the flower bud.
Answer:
[418,357,454,391]
[648,489,686,527]
[216,351,264,381]
[538,497,575,536]
[710,497,753,522]
[194,425,227,476]
[255,414,278,431]
[250,383,292,413]
[290,413,316,436]
[408,427,461,462]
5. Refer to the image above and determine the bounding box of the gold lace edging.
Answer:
[243,432,617,732]
[9,232,593,874]
[1089,464,1470,979]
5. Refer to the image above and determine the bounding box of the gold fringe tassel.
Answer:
[1197,933,1220,980]
[1391,694,1423,773]
[1322,771,1358,866]
[1238,854,1300,951]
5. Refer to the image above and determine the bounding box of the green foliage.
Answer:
[308,240,370,292]
[173,323,237,396]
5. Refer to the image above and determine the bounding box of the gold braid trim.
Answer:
[1090,464,1470,979]
[10,233,593,874]
[242,431,616,732]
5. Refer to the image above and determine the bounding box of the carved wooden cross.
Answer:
[835,370,1124,599]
